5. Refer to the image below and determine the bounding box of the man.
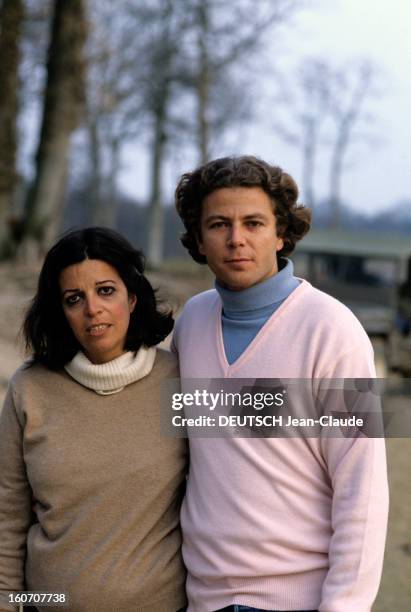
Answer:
[172,156,388,612]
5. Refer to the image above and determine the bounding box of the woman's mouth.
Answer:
[86,324,111,336]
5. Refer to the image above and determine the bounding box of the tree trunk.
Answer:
[196,1,210,165]
[23,0,87,251]
[88,115,104,226]
[106,138,120,227]
[92,137,120,229]
[328,131,347,229]
[302,120,316,209]
[147,98,167,267]
[146,0,174,268]
[0,0,24,257]
[328,63,373,229]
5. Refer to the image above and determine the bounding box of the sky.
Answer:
[267,0,411,215]
[119,0,411,216]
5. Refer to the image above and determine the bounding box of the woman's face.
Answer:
[59,259,137,364]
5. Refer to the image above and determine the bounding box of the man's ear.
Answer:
[196,232,205,256]
[276,236,284,252]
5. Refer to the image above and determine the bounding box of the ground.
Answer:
[0,262,410,610]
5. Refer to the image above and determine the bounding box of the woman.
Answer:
[0,228,187,612]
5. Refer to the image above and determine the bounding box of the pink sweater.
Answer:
[172,280,388,612]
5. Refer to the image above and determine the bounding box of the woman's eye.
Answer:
[210,221,226,229]
[65,294,81,307]
[246,221,262,227]
[98,286,115,296]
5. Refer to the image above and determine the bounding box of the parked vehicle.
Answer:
[293,229,411,374]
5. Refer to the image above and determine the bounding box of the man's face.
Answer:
[198,186,284,291]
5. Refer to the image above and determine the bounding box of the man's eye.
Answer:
[209,221,226,229]
[246,220,262,227]
[98,286,115,296]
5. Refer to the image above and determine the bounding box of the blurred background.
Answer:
[1,0,411,260]
[0,0,410,609]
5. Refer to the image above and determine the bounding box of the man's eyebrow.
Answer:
[243,213,269,220]
[61,280,117,296]
[204,213,270,222]
[203,214,230,222]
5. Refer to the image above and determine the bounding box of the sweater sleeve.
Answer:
[319,436,388,612]
[0,384,33,612]
[318,340,389,612]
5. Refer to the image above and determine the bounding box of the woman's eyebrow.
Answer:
[61,280,118,295]
[61,287,80,296]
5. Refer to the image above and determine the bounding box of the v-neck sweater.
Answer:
[172,280,388,612]
[215,259,300,364]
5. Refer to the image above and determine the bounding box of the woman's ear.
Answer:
[129,294,137,313]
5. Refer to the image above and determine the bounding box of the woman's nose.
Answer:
[84,295,102,316]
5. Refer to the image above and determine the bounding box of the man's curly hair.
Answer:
[175,155,312,264]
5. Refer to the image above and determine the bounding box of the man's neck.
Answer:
[215,258,297,313]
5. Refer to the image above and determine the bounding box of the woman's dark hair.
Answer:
[175,155,312,263]
[23,227,173,370]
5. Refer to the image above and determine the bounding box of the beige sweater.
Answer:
[0,350,187,612]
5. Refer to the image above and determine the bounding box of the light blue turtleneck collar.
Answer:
[215,258,297,313]
[214,258,300,364]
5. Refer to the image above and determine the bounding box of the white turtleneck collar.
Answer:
[64,346,156,395]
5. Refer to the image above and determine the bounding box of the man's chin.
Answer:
[217,269,278,291]
[217,273,254,291]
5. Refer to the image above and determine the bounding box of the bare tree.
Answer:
[327,61,378,228]
[139,0,190,267]
[23,0,87,253]
[194,0,211,164]
[298,61,333,209]
[275,58,380,221]
[143,0,300,265]
[189,0,299,165]
[65,0,301,266]
[274,58,332,209]
[82,0,146,227]
[81,0,187,264]
[0,0,24,257]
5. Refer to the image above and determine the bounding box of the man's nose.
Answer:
[84,295,102,316]
[227,224,245,246]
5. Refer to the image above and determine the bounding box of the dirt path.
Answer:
[375,436,411,611]
[0,263,409,610]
